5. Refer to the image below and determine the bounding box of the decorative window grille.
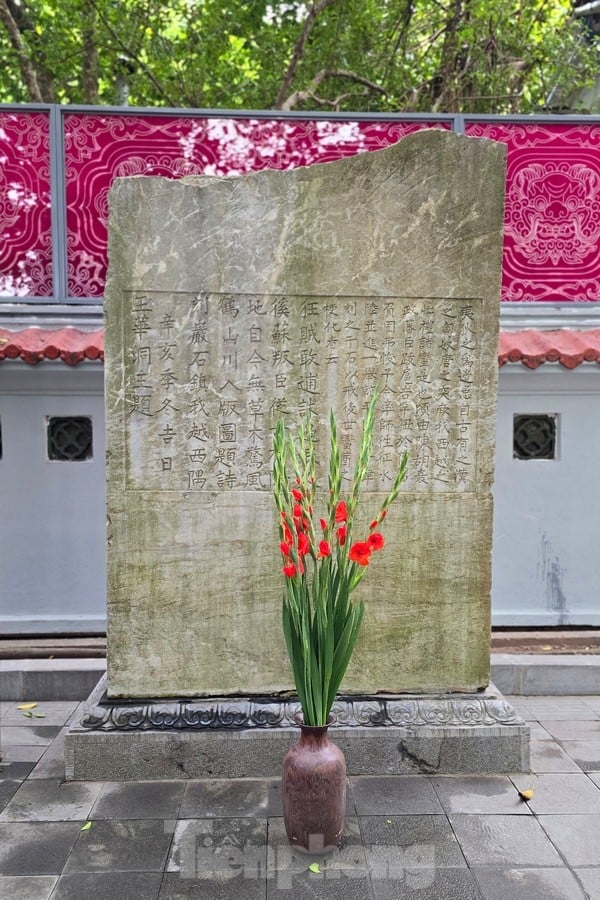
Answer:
[513,414,557,460]
[47,417,93,461]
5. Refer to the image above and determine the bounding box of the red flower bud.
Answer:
[292,489,303,501]
[367,532,385,552]
[317,540,331,558]
[349,541,371,566]
[369,519,378,531]
[320,518,328,532]
[283,525,293,545]
[280,542,292,557]
[336,525,347,547]
[282,563,296,577]
[293,504,302,519]
[335,501,348,523]
[297,533,310,556]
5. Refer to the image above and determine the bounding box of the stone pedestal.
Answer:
[66,676,529,779]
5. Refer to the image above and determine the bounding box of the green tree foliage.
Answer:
[0,0,597,113]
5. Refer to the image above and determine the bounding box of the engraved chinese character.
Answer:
[159,424,176,444]
[159,314,176,335]
[187,469,206,489]
[187,422,209,442]
[219,423,236,443]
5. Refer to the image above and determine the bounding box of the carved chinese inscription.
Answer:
[124,292,482,494]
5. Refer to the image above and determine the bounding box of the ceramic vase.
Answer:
[282,715,346,853]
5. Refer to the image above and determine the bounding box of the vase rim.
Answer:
[294,713,334,729]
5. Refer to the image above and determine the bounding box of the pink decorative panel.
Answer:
[0,112,52,297]
[467,122,600,302]
[64,115,447,298]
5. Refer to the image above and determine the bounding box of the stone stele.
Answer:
[104,129,506,700]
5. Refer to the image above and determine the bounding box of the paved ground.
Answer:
[2,697,600,899]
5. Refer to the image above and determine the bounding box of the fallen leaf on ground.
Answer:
[308,862,321,874]
[17,703,37,710]
[81,821,93,831]
[518,788,534,801]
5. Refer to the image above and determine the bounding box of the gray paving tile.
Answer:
[510,699,597,721]
[574,867,600,899]
[528,723,554,740]
[540,720,600,741]
[0,778,102,821]
[0,725,62,747]
[559,742,600,771]
[0,760,36,779]
[92,780,185,819]
[167,818,267,877]
[0,875,58,899]
[0,744,46,763]
[0,822,81,874]
[472,866,587,899]
[161,871,267,899]
[63,819,176,873]
[0,779,23,812]
[2,702,80,726]
[539,815,600,866]
[529,740,582,773]
[266,869,374,899]
[370,868,481,900]
[360,815,466,867]
[350,776,442,815]
[180,779,268,818]
[266,778,283,816]
[29,730,67,779]
[450,814,563,867]
[431,775,530,814]
[267,816,366,875]
[51,872,162,900]
[510,772,600,813]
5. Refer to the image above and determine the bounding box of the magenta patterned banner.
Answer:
[0,111,52,297]
[64,114,447,298]
[2,111,599,303]
[467,121,600,302]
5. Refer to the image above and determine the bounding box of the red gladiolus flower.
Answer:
[293,503,302,519]
[318,540,331,558]
[349,541,371,566]
[292,489,303,501]
[336,525,346,546]
[367,532,385,551]
[297,533,310,556]
[282,563,296,577]
[320,518,328,532]
[335,501,348,523]
[280,541,291,557]
[283,525,293,545]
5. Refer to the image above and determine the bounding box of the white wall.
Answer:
[2,358,598,633]
[493,364,600,625]
[0,362,106,634]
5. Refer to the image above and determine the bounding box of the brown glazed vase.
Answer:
[282,716,346,853]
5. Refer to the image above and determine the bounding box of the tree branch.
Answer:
[281,68,387,111]
[0,0,44,101]
[274,0,339,109]
[92,1,178,107]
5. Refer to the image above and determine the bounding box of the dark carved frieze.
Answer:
[77,679,525,733]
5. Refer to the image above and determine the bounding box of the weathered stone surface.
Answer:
[104,129,506,699]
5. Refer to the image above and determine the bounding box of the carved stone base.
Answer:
[65,676,530,780]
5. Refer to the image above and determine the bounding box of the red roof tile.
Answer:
[1,327,600,369]
[0,328,104,366]
[498,329,600,369]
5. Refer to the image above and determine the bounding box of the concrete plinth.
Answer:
[65,677,529,780]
